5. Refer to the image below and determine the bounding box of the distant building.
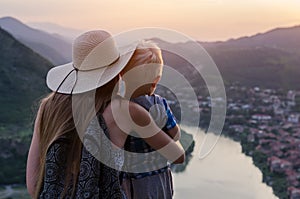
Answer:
[251,114,272,121]
[287,90,296,101]
[254,87,260,92]
[268,156,293,173]
[288,114,300,124]
[274,107,284,115]
[229,125,244,133]
[288,187,300,199]
[285,170,300,187]
[247,133,255,142]
[241,104,251,110]
[287,90,296,107]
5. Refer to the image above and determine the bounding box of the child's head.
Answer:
[122,40,163,97]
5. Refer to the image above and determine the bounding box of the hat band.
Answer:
[75,55,120,72]
[74,37,120,71]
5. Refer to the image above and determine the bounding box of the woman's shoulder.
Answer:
[108,98,151,129]
[110,98,148,115]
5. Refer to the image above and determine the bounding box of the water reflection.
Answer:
[173,126,278,199]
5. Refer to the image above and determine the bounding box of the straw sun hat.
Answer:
[46,30,138,94]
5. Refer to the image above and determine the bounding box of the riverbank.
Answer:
[198,117,288,199]
[222,128,288,199]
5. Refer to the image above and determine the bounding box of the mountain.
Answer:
[221,25,300,54]
[0,28,53,184]
[154,25,300,90]
[201,25,300,89]
[27,21,83,42]
[0,27,52,130]
[2,16,299,91]
[0,16,72,65]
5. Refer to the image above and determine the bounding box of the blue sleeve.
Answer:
[162,98,177,130]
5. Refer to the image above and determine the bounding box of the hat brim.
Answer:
[46,41,137,94]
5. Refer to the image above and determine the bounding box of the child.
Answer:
[121,40,181,199]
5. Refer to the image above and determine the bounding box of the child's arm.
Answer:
[166,124,181,141]
[112,99,185,164]
[161,97,181,141]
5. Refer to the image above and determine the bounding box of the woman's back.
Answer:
[39,115,125,199]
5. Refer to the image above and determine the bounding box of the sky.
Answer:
[0,0,300,41]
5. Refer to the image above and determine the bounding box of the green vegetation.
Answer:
[0,27,52,131]
[204,45,300,90]
[251,150,288,199]
[0,27,52,185]
[0,135,31,184]
[239,130,288,199]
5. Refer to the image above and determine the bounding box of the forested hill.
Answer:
[201,25,300,89]
[156,25,300,90]
[0,16,72,65]
[0,27,52,131]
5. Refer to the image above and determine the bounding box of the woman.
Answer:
[26,30,185,198]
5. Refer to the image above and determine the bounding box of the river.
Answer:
[173,126,278,199]
[0,126,278,199]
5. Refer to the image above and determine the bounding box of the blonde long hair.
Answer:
[34,76,118,198]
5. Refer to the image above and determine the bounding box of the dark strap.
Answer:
[52,65,78,101]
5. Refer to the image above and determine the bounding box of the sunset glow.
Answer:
[0,0,300,41]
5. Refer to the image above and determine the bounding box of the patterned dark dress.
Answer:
[38,115,126,199]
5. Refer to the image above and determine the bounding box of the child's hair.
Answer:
[132,40,163,70]
[122,40,164,95]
